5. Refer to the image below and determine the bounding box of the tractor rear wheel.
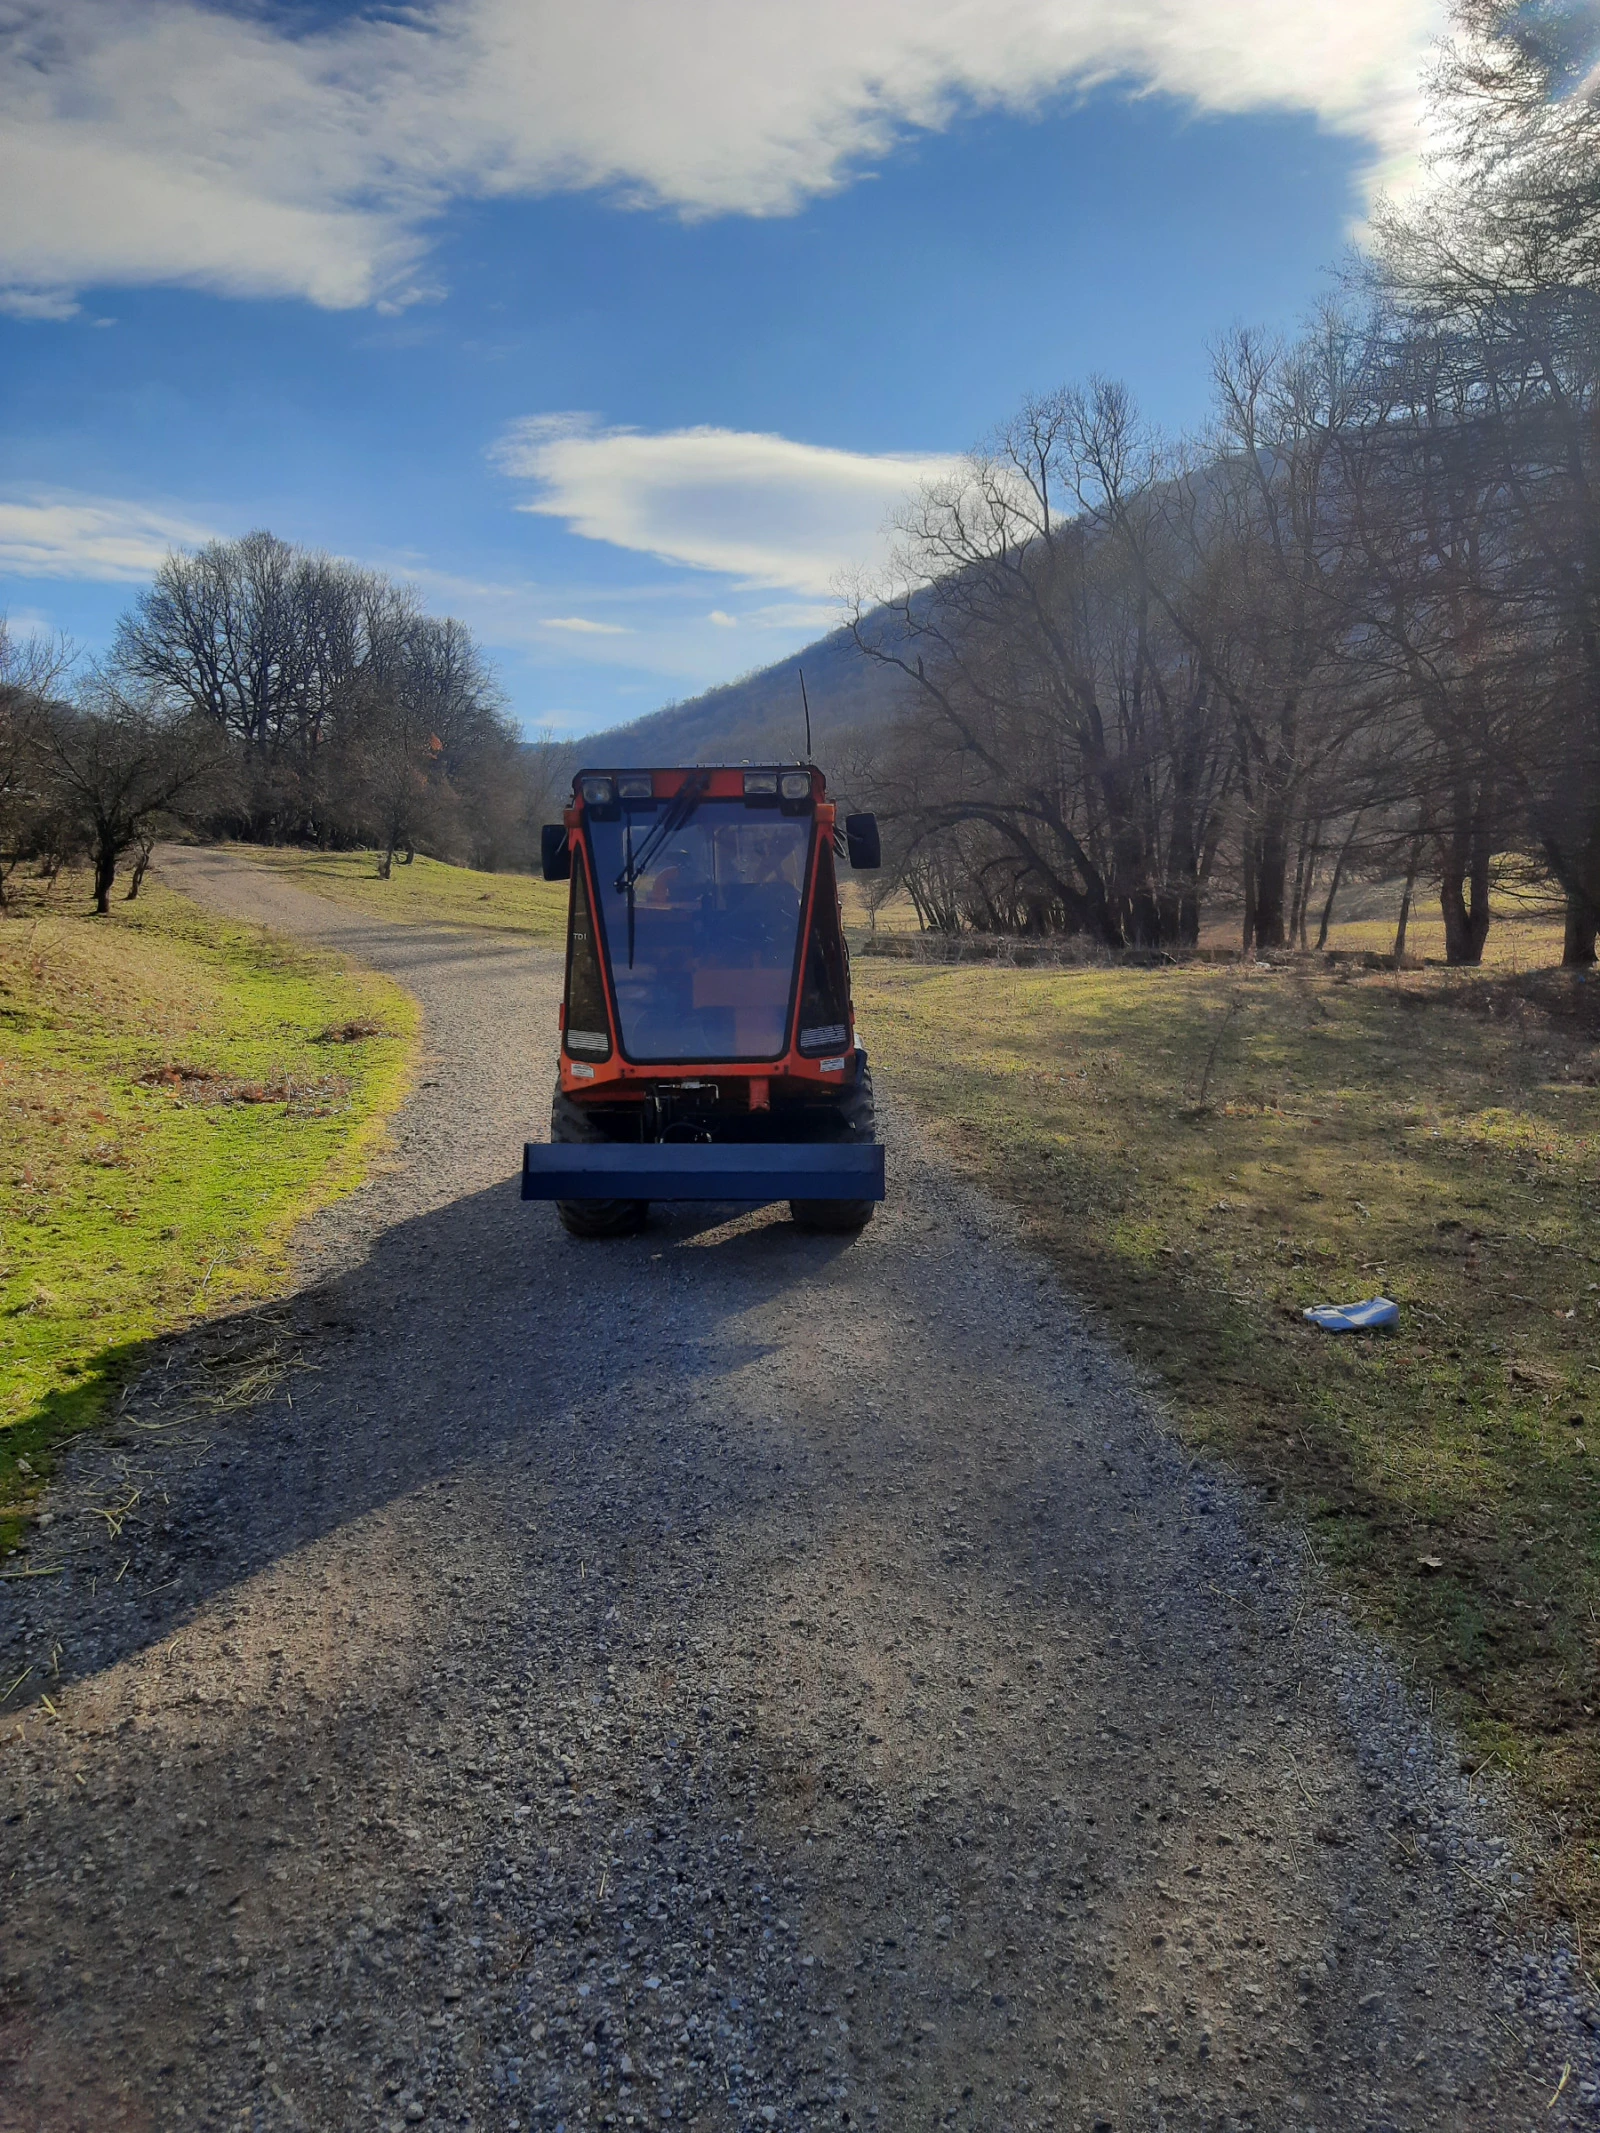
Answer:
[550,1085,649,1238]
[790,1056,877,1234]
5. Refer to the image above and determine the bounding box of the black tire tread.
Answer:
[791,1054,877,1231]
[550,1083,648,1237]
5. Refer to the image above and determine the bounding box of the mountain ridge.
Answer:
[562,619,905,772]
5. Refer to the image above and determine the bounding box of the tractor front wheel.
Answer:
[790,1055,877,1234]
[558,1197,649,1238]
[551,1084,649,1239]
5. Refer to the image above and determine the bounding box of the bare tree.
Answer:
[1325,315,1524,960]
[0,622,73,910]
[851,391,1236,949]
[109,533,525,867]
[1152,324,1375,953]
[38,685,228,913]
[1371,2,1600,962]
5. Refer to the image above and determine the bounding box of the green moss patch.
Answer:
[0,874,418,1549]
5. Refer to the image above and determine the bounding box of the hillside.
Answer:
[568,619,907,777]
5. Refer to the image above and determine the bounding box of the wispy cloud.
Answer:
[542,614,632,636]
[0,0,1443,314]
[359,553,833,692]
[0,286,80,322]
[496,415,959,596]
[0,493,219,580]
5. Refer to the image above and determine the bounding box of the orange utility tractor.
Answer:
[522,764,885,1236]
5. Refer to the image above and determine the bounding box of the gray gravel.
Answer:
[2,843,1597,2133]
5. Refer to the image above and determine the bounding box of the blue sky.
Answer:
[0,0,1442,738]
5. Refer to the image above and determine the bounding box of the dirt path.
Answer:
[3,846,1595,2133]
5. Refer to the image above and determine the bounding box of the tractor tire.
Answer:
[790,1054,877,1234]
[550,1084,648,1238]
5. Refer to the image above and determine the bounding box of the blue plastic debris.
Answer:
[1303,1297,1400,1333]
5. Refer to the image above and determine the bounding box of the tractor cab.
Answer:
[522,764,885,1237]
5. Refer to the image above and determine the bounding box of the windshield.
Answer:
[586,801,813,1061]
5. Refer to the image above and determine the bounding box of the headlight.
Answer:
[616,774,653,800]
[580,776,616,807]
[742,770,778,796]
[779,771,811,800]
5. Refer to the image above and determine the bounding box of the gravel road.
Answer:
[3,845,1597,2133]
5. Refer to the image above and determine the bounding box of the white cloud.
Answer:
[363,555,810,685]
[496,415,959,595]
[0,286,80,321]
[0,493,220,580]
[0,0,1443,312]
[542,614,632,636]
[708,610,738,628]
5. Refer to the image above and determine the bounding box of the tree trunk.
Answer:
[1073,862,1123,950]
[1394,831,1423,964]
[1289,814,1317,952]
[125,840,153,901]
[92,834,117,914]
[1315,813,1364,953]
[1167,792,1204,951]
[1252,817,1291,951]
[1564,889,1598,967]
[1314,864,1344,952]
[1439,827,1493,965]
[1241,835,1256,959]
[1126,886,1163,950]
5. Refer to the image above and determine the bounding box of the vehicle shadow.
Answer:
[0,1177,862,1708]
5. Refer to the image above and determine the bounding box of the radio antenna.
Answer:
[798,665,813,761]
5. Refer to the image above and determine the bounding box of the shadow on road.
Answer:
[2,1163,1577,2130]
[1,1178,861,1709]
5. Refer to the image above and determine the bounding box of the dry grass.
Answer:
[851,928,1600,1923]
[244,846,568,944]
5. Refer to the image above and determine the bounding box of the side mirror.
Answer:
[844,812,881,871]
[541,825,570,881]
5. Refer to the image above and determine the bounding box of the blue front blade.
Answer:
[521,1141,884,1203]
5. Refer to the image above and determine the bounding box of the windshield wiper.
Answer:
[614,768,712,968]
[614,768,712,895]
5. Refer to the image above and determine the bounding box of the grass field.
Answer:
[246,846,569,944]
[851,931,1600,1920]
[0,869,417,1550]
[847,881,1567,972]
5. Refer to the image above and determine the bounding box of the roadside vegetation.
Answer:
[246,845,567,943]
[0,870,416,1551]
[850,927,1600,1920]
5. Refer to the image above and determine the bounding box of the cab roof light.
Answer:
[742,770,778,796]
[616,774,654,800]
[580,776,616,807]
[779,771,811,800]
